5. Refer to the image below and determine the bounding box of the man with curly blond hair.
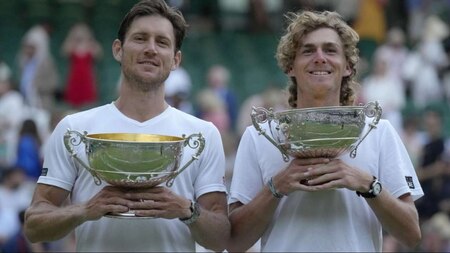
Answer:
[227,10,423,252]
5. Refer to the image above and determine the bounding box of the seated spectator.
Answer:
[0,61,24,167]
[0,167,36,247]
[1,209,46,253]
[415,108,450,220]
[14,119,43,180]
[165,66,193,114]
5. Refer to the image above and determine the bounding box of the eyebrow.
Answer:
[129,31,171,40]
[301,42,341,48]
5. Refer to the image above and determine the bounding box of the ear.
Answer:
[171,50,182,70]
[343,64,352,77]
[287,67,294,76]
[112,39,123,62]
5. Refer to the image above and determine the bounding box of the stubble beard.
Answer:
[122,65,170,93]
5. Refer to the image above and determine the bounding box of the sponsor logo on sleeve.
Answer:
[41,167,48,176]
[405,176,415,189]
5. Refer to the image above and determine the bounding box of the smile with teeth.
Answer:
[309,71,331,75]
[139,60,159,66]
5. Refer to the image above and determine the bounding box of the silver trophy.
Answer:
[251,101,382,161]
[63,131,205,218]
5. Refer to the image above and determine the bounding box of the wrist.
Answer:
[179,200,201,225]
[267,177,285,199]
[356,176,382,198]
[179,199,192,219]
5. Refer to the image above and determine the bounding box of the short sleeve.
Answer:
[229,127,265,205]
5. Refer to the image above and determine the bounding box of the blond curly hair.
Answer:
[275,11,360,108]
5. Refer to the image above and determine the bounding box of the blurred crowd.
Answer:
[1,0,450,252]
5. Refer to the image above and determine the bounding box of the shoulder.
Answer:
[363,119,398,143]
[360,119,409,154]
[65,104,111,122]
[239,124,271,149]
[168,107,219,132]
[54,104,112,132]
[375,119,398,135]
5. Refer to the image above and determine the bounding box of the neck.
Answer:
[115,83,168,122]
[296,94,340,108]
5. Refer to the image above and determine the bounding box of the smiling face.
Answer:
[288,28,351,107]
[113,15,181,92]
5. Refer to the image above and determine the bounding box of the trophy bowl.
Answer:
[251,101,382,161]
[63,131,205,188]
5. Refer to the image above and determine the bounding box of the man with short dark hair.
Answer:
[24,1,230,251]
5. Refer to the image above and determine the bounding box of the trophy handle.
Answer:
[349,101,382,158]
[166,133,205,187]
[251,107,290,162]
[63,129,102,185]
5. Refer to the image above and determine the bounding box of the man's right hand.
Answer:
[83,186,131,220]
[272,157,330,195]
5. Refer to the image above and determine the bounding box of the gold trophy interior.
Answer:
[64,131,205,218]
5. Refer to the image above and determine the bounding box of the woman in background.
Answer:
[61,22,102,109]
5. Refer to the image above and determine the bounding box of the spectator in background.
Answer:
[0,61,24,167]
[420,211,450,252]
[442,35,450,102]
[217,0,283,32]
[14,119,42,181]
[401,115,425,168]
[248,0,283,32]
[61,22,102,109]
[402,15,449,109]
[1,209,45,253]
[217,0,250,31]
[373,27,409,95]
[196,89,230,134]
[415,108,450,221]
[0,194,19,248]
[196,89,238,220]
[203,64,238,131]
[236,85,287,136]
[352,0,387,63]
[17,25,59,112]
[165,66,193,114]
[360,52,406,134]
[0,167,36,247]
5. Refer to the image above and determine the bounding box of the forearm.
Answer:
[24,202,87,242]
[228,186,280,252]
[367,192,421,248]
[188,208,230,251]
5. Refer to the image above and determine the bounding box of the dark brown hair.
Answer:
[117,0,188,52]
[19,119,41,146]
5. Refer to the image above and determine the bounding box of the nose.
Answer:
[313,49,326,64]
[144,40,157,55]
